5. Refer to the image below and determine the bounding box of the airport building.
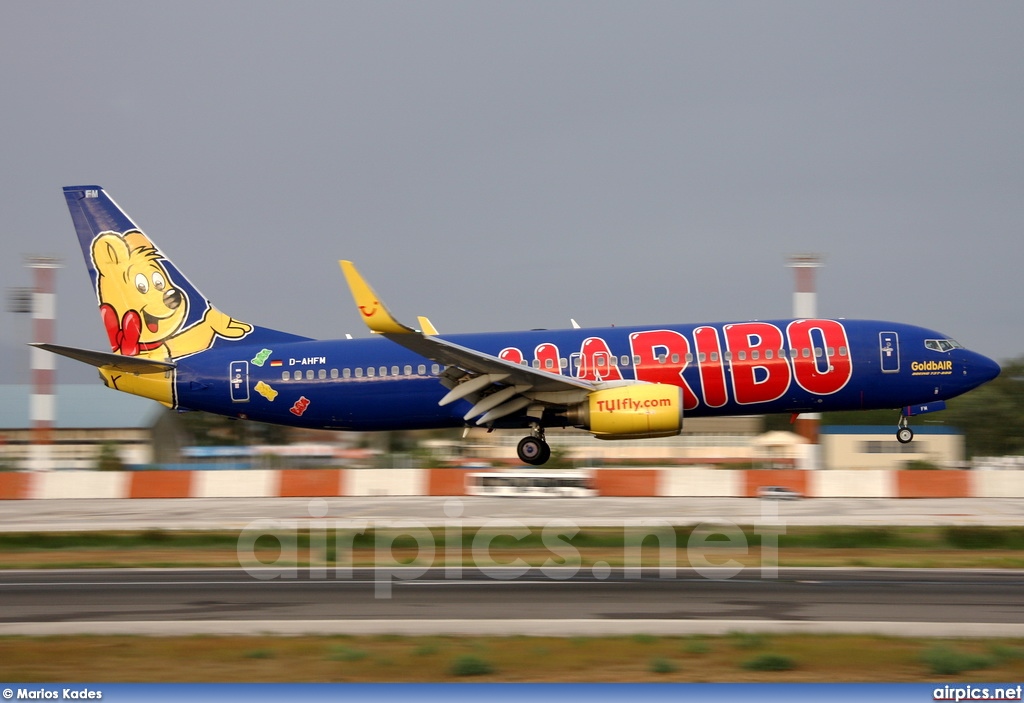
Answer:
[0,384,179,470]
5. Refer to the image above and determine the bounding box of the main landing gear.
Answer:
[896,414,915,444]
[517,424,551,466]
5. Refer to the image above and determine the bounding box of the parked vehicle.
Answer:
[757,485,803,499]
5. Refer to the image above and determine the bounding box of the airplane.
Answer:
[37,185,1001,466]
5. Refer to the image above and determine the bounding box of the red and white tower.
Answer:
[26,256,62,471]
[787,254,823,450]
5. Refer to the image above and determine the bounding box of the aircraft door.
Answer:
[879,332,900,373]
[230,361,250,402]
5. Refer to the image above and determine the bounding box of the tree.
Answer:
[764,356,1024,458]
[943,356,1024,458]
[174,410,290,447]
[96,442,124,471]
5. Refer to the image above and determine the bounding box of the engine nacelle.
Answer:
[566,384,683,440]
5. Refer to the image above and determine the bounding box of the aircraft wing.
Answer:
[340,261,594,424]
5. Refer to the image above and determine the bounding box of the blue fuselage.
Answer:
[173,318,1000,432]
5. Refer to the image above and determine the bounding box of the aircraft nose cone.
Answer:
[975,353,1001,384]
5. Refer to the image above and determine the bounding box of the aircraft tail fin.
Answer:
[63,186,309,361]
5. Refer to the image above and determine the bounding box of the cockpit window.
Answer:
[925,339,963,352]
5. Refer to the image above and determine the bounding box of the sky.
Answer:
[1,1,1022,384]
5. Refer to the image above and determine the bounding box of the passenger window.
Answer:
[685,353,693,363]
[711,352,719,362]
[671,354,680,364]
[281,371,290,381]
[318,369,326,379]
[657,353,666,364]
[355,368,364,378]
[545,358,554,369]
[367,367,375,378]
[418,364,427,375]
[698,352,706,363]
[814,347,823,358]
[620,356,629,366]
[404,365,412,375]
[633,355,641,365]
[330,368,338,379]
[561,358,569,369]
[391,365,399,376]
[379,366,387,377]
[765,350,773,360]
[802,348,810,358]
[751,350,759,360]
[839,346,848,357]
[431,364,440,375]
[343,369,351,379]
[738,351,746,361]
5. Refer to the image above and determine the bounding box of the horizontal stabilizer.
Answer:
[30,343,176,374]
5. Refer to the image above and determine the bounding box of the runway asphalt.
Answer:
[4,497,1021,637]
[1,567,1022,637]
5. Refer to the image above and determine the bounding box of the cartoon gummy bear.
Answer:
[91,229,252,404]
[251,348,273,367]
[254,381,278,401]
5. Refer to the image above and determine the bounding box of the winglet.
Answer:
[417,316,439,336]
[339,260,415,335]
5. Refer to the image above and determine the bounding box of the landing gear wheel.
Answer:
[517,436,551,466]
[896,427,914,444]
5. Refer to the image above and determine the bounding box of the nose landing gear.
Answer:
[896,414,914,444]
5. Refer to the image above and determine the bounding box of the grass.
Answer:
[920,646,993,675]
[728,631,768,650]
[449,655,494,677]
[683,637,711,655]
[1,526,1024,569]
[650,658,678,674]
[327,645,368,662]
[2,634,1023,682]
[741,653,796,671]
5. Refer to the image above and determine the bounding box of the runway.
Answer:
[4,496,1024,531]
[2,567,1022,637]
